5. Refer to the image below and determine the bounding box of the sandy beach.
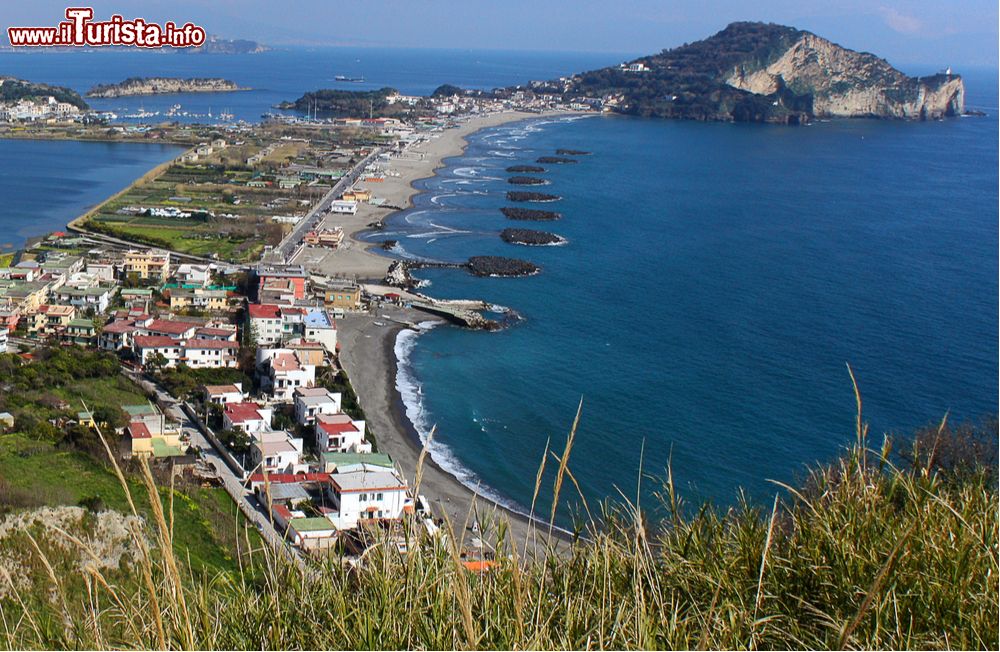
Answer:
[315,110,576,552]
[291,110,566,282]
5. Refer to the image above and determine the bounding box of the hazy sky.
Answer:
[5,1,998,68]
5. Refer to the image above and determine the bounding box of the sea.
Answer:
[1,49,996,519]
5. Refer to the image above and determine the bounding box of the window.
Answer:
[376,493,383,501]
[359,493,368,501]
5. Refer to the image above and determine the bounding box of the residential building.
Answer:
[51,283,117,313]
[302,309,338,353]
[169,287,232,312]
[122,249,171,281]
[293,387,343,426]
[63,318,97,346]
[256,348,316,401]
[250,433,304,474]
[125,406,185,458]
[254,264,307,301]
[133,335,238,369]
[202,383,245,406]
[222,402,273,434]
[324,283,362,311]
[29,304,75,335]
[316,413,369,453]
[173,264,211,287]
[0,327,7,353]
[327,471,409,528]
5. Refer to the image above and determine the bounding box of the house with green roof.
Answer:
[320,451,393,474]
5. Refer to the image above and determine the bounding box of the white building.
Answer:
[0,326,7,353]
[203,383,245,406]
[250,430,305,474]
[302,309,338,354]
[222,402,274,434]
[329,200,358,215]
[174,263,212,287]
[316,413,370,453]
[256,348,316,401]
[132,335,238,369]
[327,471,409,528]
[293,387,343,426]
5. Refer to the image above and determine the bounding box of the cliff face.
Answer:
[86,77,244,98]
[725,33,964,119]
[548,22,964,123]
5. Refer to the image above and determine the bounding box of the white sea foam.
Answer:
[394,323,544,518]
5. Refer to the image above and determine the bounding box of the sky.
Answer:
[3,1,998,68]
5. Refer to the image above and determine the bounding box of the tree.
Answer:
[146,352,169,373]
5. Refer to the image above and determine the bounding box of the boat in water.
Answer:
[335,75,365,82]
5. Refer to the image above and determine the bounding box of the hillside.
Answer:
[540,22,964,123]
[86,77,245,98]
[278,87,423,118]
[0,77,89,109]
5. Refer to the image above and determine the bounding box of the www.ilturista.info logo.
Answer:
[7,7,206,48]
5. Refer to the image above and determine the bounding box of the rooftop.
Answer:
[331,471,405,493]
[224,402,267,423]
[289,517,336,533]
[321,452,393,469]
[247,303,282,320]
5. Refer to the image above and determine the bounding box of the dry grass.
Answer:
[0,401,996,650]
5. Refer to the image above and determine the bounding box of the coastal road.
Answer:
[123,370,303,565]
[268,147,382,262]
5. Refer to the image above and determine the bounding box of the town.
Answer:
[0,103,545,564]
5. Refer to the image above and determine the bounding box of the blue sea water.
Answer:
[0,48,995,518]
[368,71,999,515]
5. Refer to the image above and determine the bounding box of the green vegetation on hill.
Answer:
[0,77,89,109]
[281,86,406,117]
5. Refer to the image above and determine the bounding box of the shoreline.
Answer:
[328,111,584,546]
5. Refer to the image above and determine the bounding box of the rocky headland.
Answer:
[522,22,965,123]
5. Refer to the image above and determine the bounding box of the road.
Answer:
[124,370,304,566]
[268,147,382,262]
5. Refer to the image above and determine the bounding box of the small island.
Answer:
[506,165,546,173]
[468,256,540,277]
[501,207,561,221]
[536,156,578,164]
[556,148,591,155]
[508,176,549,186]
[86,77,247,98]
[507,191,561,203]
[500,228,566,246]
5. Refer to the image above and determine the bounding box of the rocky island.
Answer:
[500,228,566,246]
[506,165,546,173]
[556,148,591,155]
[507,176,549,186]
[501,207,561,221]
[467,256,540,277]
[86,77,247,98]
[515,22,965,123]
[507,191,561,202]
[536,156,577,164]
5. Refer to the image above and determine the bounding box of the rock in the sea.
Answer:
[556,149,591,155]
[500,228,565,246]
[507,176,548,185]
[536,156,578,164]
[506,165,546,173]
[379,240,398,251]
[506,191,561,203]
[500,207,561,221]
[384,260,415,288]
[467,256,540,277]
